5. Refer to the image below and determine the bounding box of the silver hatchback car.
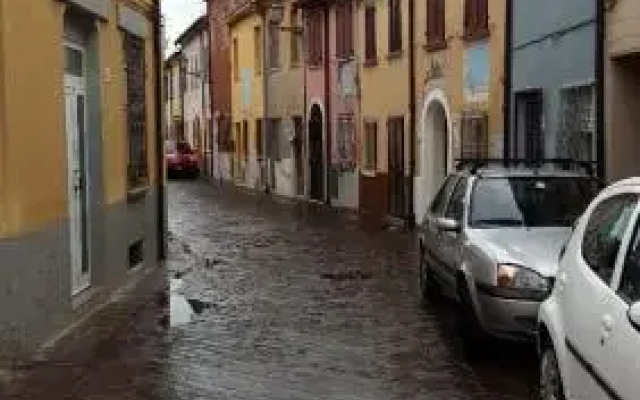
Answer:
[418,160,599,341]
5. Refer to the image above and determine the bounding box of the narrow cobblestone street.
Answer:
[5,180,538,399]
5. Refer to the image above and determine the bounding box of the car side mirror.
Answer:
[437,217,461,233]
[628,302,640,331]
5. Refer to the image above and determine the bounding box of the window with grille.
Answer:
[557,85,596,162]
[234,122,242,157]
[307,11,323,66]
[124,33,148,189]
[267,118,282,161]
[336,1,354,59]
[256,119,263,158]
[269,22,280,69]
[460,111,488,159]
[242,120,249,160]
[427,0,446,50]
[363,121,378,172]
[388,0,402,54]
[464,0,489,41]
[254,26,262,76]
[180,62,187,94]
[364,4,377,65]
[337,116,355,170]
[217,117,233,152]
[164,74,170,100]
[290,9,300,66]
[233,38,239,81]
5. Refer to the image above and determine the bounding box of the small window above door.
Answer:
[65,46,84,77]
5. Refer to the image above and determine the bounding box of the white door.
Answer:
[561,192,638,399]
[595,215,640,400]
[64,42,90,295]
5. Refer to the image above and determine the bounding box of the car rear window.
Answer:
[177,142,194,154]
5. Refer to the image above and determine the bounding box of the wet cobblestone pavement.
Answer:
[5,180,538,399]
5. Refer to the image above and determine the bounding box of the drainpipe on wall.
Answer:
[181,55,186,142]
[200,28,208,176]
[595,0,606,180]
[324,5,331,205]
[153,0,167,261]
[301,9,308,198]
[407,0,416,228]
[503,0,513,162]
[261,3,271,194]
[206,3,216,180]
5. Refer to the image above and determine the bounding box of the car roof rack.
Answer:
[454,158,598,176]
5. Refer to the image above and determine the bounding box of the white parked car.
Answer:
[538,178,640,400]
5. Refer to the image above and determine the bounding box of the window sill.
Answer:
[361,169,377,178]
[290,62,301,69]
[127,185,149,203]
[363,59,378,68]
[336,55,355,63]
[463,29,490,43]
[424,40,447,53]
[308,63,323,71]
[387,51,403,61]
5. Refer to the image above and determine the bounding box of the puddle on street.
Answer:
[169,278,211,327]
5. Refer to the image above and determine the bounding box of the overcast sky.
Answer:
[162,0,206,55]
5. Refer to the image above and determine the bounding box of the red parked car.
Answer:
[165,140,200,179]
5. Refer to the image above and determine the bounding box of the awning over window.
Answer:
[119,5,149,39]
[58,0,109,20]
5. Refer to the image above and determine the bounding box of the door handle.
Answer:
[600,314,614,345]
[73,171,84,194]
[556,272,567,291]
[601,314,614,332]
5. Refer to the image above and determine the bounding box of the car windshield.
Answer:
[469,177,598,228]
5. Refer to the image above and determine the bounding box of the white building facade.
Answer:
[176,16,212,175]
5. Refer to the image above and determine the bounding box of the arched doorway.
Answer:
[308,104,324,201]
[427,101,448,190]
[416,90,451,224]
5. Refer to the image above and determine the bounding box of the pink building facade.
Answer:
[300,0,359,209]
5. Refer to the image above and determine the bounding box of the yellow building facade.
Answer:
[0,0,163,360]
[164,50,184,141]
[414,0,505,223]
[357,0,411,221]
[606,0,640,181]
[229,5,264,187]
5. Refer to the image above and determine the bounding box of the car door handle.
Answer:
[601,314,614,332]
[600,314,614,345]
[556,272,567,292]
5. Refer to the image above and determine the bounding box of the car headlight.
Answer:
[497,264,549,292]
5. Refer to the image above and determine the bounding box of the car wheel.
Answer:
[540,347,566,400]
[419,243,439,303]
[457,279,489,358]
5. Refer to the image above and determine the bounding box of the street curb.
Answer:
[1,265,167,388]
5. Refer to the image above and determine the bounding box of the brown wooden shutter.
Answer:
[350,2,355,56]
[372,121,378,170]
[365,5,376,62]
[464,0,472,37]
[437,0,445,42]
[478,0,488,32]
[335,3,344,58]
[315,14,323,64]
[426,0,433,41]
